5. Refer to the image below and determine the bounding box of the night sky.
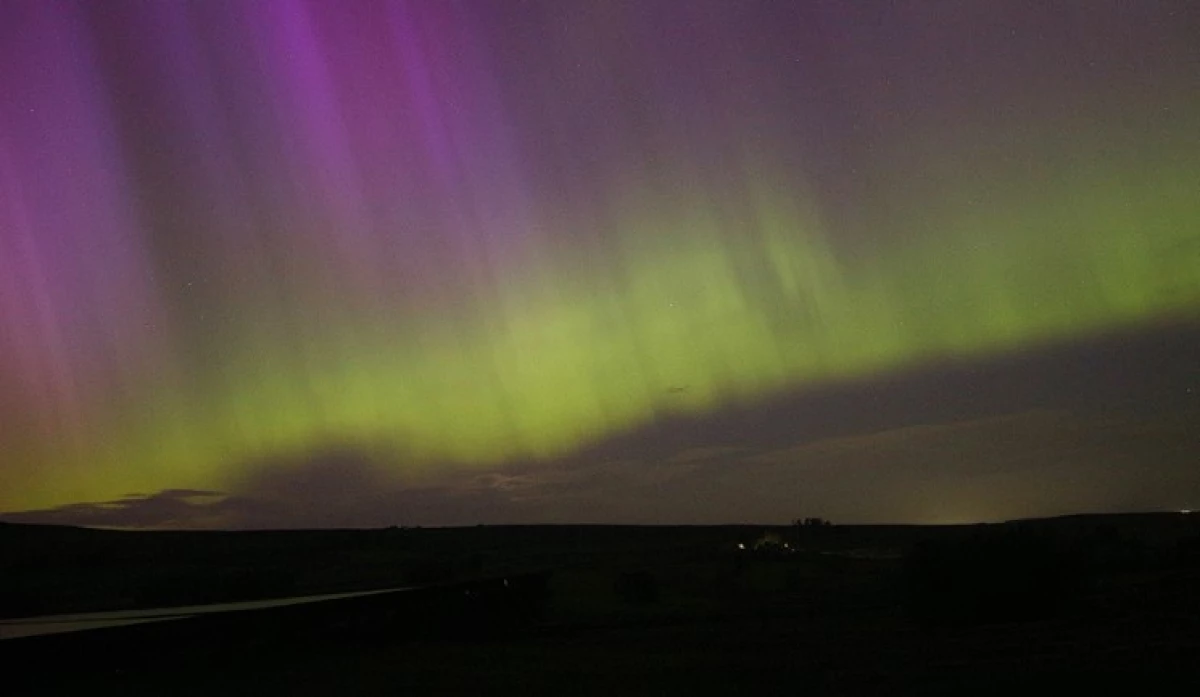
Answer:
[2,0,1198,529]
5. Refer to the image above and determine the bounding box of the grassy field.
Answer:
[3,514,1199,694]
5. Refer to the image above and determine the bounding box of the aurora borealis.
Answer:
[2,1,1198,527]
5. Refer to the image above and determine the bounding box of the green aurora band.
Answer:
[2,2,1198,513]
[18,141,1199,511]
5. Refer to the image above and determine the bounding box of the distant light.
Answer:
[1182,509,1192,515]
[737,543,745,550]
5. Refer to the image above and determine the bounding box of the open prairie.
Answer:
[4,514,1199,695]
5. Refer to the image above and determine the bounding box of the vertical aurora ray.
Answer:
[0,1,180,503]
[1,0,1198,512]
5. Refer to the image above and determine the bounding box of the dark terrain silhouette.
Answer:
[3,513,1199,695]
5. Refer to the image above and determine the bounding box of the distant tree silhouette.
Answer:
[792,517,833,547]
[794,517,832,528]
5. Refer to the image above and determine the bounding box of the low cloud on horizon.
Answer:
[4,406,1197,530]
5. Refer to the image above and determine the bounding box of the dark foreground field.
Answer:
[3,514,1199,695]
